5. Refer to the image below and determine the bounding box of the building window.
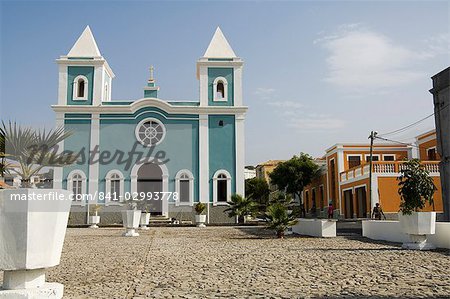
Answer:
[218,120,224,127]
[135,118,166,147]
[213,170,232,205]
[427,148,437,161]
[175,170,194,206]
[365,155,380,162]
[213,77,228,102]
[319,185,324,210]
[105,170,124,205]
[383,154,395,161]
[330,159,336,206]
[348,155,361,169]
[67,170,87,205]
[72,75,88,101]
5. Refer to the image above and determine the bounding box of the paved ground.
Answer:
[5,226,450,298]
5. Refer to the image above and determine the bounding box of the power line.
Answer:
[374,135,429,151]
[378,103,450,137]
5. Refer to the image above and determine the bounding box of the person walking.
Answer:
[371,203,386,220]
[327,203,334,219]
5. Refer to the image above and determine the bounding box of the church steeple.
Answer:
[56,26,114,106]
[203,27,237,58]
[67,26,101,58]
[197,27,243,107]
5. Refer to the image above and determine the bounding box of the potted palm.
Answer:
[0,122,75,297]
[265,201,298,238]
[397,159,437,250]
[121,199,141,237]
[89,204,101,228]
[224,194,257,224]
[194,202,207,227]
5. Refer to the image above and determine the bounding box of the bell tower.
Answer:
[56,26,115,106]
[197,27,243,107]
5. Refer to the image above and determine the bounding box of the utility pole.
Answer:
[368,131,377,218]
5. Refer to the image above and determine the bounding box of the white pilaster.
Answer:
[235,114,245,197]
[199,66,208,107]
[337,148,344,214]
[199,114,210,203]
[53,112,65,189]
[92,66,104,106]
[88,113,100,202]
[233,66,243,106]
[57,65,67,105]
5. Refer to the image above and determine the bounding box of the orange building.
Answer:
[303,130,443,219]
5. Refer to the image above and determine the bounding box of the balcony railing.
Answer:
[340,161,440,182]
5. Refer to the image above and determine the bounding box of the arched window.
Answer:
[105,170,124,205]
[135,118,166,147]
[77,78,85,98]
[73,75,88,101]
[213,77,228,102]
[213,170,232,205]
[67,170,87,205]
[175,170,194,206]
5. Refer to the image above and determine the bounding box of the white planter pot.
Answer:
[0,189,72,297]
[398,212,436,250]
[139,212,150,230]
[121,210,141,237]
[195,214,206,227]
[89,216,100,228]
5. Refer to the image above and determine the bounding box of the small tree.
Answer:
[265,199,298,238]
[269,153,319,211]
[1,121,76,187]
[245,177,270,208]
[224,194,258,223]
[398,159,436,215]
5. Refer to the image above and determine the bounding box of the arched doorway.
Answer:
[130,160,169,217]
[138,163,163,215]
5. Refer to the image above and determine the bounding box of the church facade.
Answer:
[52,26,247,224]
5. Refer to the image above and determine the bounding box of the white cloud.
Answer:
[253,87,276,100]
[268,101,304,109]
[316,25,433,92]
[287,115,346,131]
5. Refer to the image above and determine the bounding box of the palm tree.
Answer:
[224,194,258,223]
[1,121,76,187]
[265,201,298,238]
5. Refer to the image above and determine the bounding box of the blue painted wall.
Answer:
[208,115,236,201]
[208,68,234,106]
[98,107,199,202]
[67,66,94,105]
[62,119,91,190]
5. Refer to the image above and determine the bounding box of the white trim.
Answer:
[53,112,64,188]
[213,76,228,102]
[105,169,125,206]
[58,65,67,105]
[382,154,396,161]
[135,118,166,147]
[175,169,194,206]
[67,169,87,206]
[233,66,243,106]
[52,97,248,115]
[199,66,208,106]
[88,114,99,202]
[72,75,89,101]
[130,159,169,217]
[212,169,232,206]
[199,114,209,203]
[235,114,245,197]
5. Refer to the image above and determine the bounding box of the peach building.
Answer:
[303,130,443,219]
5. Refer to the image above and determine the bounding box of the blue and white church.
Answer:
[53,26,247,224]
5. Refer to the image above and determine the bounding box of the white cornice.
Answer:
[52,97,248,115]
[56,58,115,78]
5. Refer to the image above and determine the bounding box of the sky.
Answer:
[1,0,449,165]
